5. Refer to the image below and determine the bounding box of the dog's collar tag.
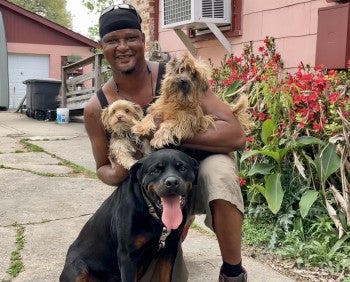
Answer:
[158,227,171,250]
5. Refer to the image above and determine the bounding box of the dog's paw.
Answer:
[132,115,157,137]
[119,157,138,170]
[132,123,152,136]
[150,133,175,149]
[124,159,138,170]
[150,136,168,149]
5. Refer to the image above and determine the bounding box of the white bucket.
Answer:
[56,108,69,124]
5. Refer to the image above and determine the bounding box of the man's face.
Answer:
[100,29,145,74]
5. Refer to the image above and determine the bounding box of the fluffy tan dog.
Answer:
[231,94,251,133]
[132,54,215,149]
[101,100,152,170]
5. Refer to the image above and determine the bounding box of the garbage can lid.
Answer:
[23,78,62,84]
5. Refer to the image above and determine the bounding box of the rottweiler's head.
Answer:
[131,149,199,230]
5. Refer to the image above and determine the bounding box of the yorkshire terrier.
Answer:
[101,100,152,170]
[132,54,215,149]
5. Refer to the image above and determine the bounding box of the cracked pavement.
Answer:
[0,111,296,281]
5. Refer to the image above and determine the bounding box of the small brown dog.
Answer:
[132,54,215,148]
[101,100,152,170]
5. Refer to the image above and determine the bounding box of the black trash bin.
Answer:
[23,78,61,120]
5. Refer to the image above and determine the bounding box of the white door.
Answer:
[8,54,49,109]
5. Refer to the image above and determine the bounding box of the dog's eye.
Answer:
[151,168,161,174]
[179,166,186,172]
[176,163,186,172]
[151,164,164,174]
[112,109,116,114]
[125,109,130,113]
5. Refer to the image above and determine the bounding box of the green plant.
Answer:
[278,216,350,273]
[211,36,349,216]
[6,223,25,278]
[242,217,273,247]
[210,36,350,276]
[67,54,83,64]
[20,139,44,152]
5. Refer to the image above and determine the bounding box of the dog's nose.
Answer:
[179,79,190,93]
[180,79,189,87]
[165,177,179,188]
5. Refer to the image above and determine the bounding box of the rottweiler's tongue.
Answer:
[161,196,182,230]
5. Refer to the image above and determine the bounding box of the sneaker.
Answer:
[218,267,247,282]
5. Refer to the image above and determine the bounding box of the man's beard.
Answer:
[121,68,135,75]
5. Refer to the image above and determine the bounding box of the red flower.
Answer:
[298,108,309,117]
[258,113,269,121]
[328,69,336,77]
[329,92,341,104]
[252,111,259,117]
[299,120,306,128]
[246,136,255,143]
[258,46,265,53]
[313,73,326,88]
[239,177,247,187]
[234,56,242,63]
[301,73,313,82]
[314,64,324,72]
[307,92,318,102]
[313,123,322,132]
[293,94,302,104]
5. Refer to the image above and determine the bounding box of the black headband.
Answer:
[99,8,142,39]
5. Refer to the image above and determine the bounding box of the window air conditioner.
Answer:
[162,0,231,29]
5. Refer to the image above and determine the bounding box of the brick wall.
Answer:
[128,0,155,58]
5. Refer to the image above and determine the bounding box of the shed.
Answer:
[0,0,98,110]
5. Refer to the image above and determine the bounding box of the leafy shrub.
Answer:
[210,36,350,275]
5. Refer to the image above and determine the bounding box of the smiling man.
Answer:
[83,4,247,281]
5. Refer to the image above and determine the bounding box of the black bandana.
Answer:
[99,8,141,39]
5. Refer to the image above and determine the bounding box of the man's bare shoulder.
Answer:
[84,94,102,121]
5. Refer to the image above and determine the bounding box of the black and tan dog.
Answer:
[60,149,199,282]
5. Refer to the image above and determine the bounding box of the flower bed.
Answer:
[210,37,350,276]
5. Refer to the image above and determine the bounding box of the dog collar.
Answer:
[159,227,171,250]
[140,187,172,249]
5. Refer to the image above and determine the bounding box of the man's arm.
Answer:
[84,96,129,186]
[182,89,246,153]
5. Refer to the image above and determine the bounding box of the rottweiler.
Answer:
[60,149,199,282]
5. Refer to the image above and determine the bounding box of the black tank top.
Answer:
[96,62,166,111]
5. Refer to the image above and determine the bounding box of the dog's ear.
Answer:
[186,155,199,185]
[132,104,144,120]
[129,159,144,182]
[167,56,178,72]
[195,61,210,94]
[100,107,111,130]
[199,77,209,94]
